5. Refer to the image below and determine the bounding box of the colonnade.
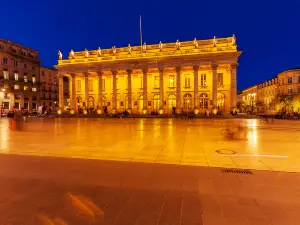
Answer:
[58,64,237,113]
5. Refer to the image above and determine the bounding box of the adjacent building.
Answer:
[0,38,59,112]
[55,36,241,114]
[0,38,40,112]
[39,66,58,109]
[238,68,300,112]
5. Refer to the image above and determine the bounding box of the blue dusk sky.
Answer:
[1,0,299,90]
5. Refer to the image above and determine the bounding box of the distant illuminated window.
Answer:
[288,77,292,84]
[3,70,9,79]
[88,79,93,90]
[201,74,206,86]
[169,75,175,87]
[217,73,223,85]
[24,86,28,91]
[14,73,18,81]
[24,75,28,82]
[154,76,160,88]
[32,76,36,83]
[184,75,190,87]
[14,85,19,89]
[76,80,81,92]
[32,87,37,92]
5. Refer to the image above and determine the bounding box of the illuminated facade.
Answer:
[0,38,40,112]
[238,85,257,107]
[39,67,58,108]
[257,77,278,110]
[55,36,241,114]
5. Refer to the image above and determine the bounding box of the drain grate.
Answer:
[221,168,253,175]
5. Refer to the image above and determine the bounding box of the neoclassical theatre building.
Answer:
[55,36,242,114]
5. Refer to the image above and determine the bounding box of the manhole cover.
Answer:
[221,168,253,175]
[215,149,236,155]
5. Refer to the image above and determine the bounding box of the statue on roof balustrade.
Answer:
[213,36,217,47]
[128,44,132,54]
[58,50,62,60]
[175,39,180,50]
[70,49,75,59]
[193,38,198,48]
[232,34,236,46]
[97,47,102,57]
[142,42,147,52]
[84,48,89,58]
[112,46,116,55]
[159,41,163,51]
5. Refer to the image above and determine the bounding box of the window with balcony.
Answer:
[76,80,81,92]
[288,77,292,84]
[14,73,18,81]
[3,58,8,65]
[32,76,36,83]
[14,85,19,90]
[200,74,206,86]
[14,60,18,67]
[24,75,28,82]
[169,75,175,87]
[32,87,37,92]
[184,75,190,87]
[3,70,9,80]
[217,73,223,85]
[88,79,93,90]
[288,88,292,94]
[154,76,160,88]
[24,86,28,91]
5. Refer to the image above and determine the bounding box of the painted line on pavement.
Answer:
[213,154,288,158]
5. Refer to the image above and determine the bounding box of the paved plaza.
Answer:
[0,118,300,224]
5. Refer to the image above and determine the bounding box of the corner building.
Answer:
[55,36,242,114]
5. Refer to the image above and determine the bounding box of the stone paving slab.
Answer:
[0,154,300,225]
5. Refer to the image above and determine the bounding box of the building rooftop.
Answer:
[0,38,38,53]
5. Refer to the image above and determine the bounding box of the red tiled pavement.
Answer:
[0,154,300,225]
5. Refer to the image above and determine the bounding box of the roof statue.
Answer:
[213,36,217,47]
[97,47,102,57]
[142,42,147,52]
[175,39,180,50]
[112,46,116,55]
[232,34,236,46]
[193,38,198,48]
[70,49,75,59]
[84,48,89,58]
[159,41,163,51]
[127,44,132,54]
[58,50,62,60]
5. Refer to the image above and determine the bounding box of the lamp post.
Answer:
[0,88,5,118]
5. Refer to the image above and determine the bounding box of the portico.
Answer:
[55,36,241,114]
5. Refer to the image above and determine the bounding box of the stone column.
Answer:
[126,69,132,110]
[58,75,64,109]
[193,65,199,109]
[70,74,77,112]
[111,70,117,111]
[158,67,164,111]
[142,68,148,111]
[84,73,89,109]
[212,64,218,108]
[231,64,238,109]
[97,71,103,108]
[176,66,181,113]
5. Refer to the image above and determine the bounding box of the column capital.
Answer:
[83,72,90,77]
[175,66,181,73]
[96,71,103,76]
[111,70,118,76]
[193,64,200,71]
[231,63,238,70]
[158,66,164,73]
[70,73,76,78]
[126,69,133,74]
[57,74,64,79]
[211,64,218,69]
[142,67,148,74]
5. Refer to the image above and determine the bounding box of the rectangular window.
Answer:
[14,60,18,67]
[32,87,37,92]
[288,88,292,94]
[169,75,175,87]
[217,73,223,85]
[76,80,81,91]
[3,70,9,79]
[24,86,28,91]
[298,76,300,83]
[14,73,18,81]
[32,66,36,71]
[88,80,93,90]
[24,63,27,69]
[32,76,36,83]
[3,58,8,65]
[288,77,292,84]
[154,76,160,88]
[3,102,9,110]
[14,85,19,89]
[24,75,27,82]
[185,75,190,87]
[102,79,105,90]
[32,103,37,110]
[298,86,300,93]
[200,74,206,86]
[140,77,143,88]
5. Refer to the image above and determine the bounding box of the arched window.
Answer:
[199,93,208,109]
[183,94,192,110]
[168,94,176,109]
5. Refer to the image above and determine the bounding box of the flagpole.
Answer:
[140,15,143,52]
